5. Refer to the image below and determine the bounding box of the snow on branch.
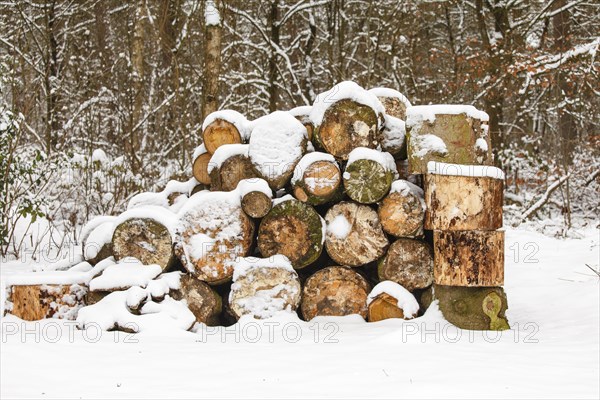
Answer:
[518,173,571,225]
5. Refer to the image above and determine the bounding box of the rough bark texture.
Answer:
[407,113,492,174]
[301,266,371,320]
[425,173,503,230]
[378,238,433,292]
[173,274,222,326]
[8,284,86,321]
[202,118,242,154]
[343,159,394,204]
[241,191,272,219]
[433,230,504,287]
[435,284,510,331]
[229,265,301,319]
[192,151,213,185]
[175,203,254,285]
[316,99,379,160]
[201,2,222,119]
[367,292,414,322]
[112,218,175,271]
[293,159,342,205]
[378,189,425,238]
[325,202,389,267]
[377,96,408,120]
[258,199,323,269]
[209,154,257,192]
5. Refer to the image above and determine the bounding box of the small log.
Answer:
[343,159,395,204]
[406,106,492,174]
[257,198,324,269]
[112,217,175,271]
[229,256,302,319]
[378,238,433,292]
[433,230,504,287]
[192,151,212,185]
[292,155,342,205]
[202,118,243,154]
[435,284,510,331]
[367,282,419,322]
[8,284,87,321]
[316,99,380,160]
[174,274,222,326]
[325,202,389,267]
[175,194,254,284]
[210,154,257,192]
[369,87,411,120]
[301,266,371,320]
[424,172,503,230]
[368,293,407,322]
[378,180,425,238]
[241,191,272,218]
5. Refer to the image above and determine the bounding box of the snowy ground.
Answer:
[1,227,598,399]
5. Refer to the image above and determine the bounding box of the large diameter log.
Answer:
[257,199,324,269]
[112,218,175,271]
[174,274,222,326]
[433,230,504,287]
[229,256,301,319]
[435,284,510,331]
[378,180,425,238]
[424,172,503,230]
[315,99,379,160]
[292,155,342,205]
[378,238,433,292]
[406,105,492,174]
[210,154,257,192]
[301,266,371,321]
[248,111,307,190]
[192,152,213,185]
[325,202,389,267]
[175,194,254,284]
[8,284,87,321]
[202,118,243,154]
[343,159,394,204]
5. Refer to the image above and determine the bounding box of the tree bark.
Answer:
[258,199,323,269]
[301,266,371,321]
[435,284,510,331]
[324,201,389,267]
[424,173,503,230]
[112,218,175,271]
[433,230,504,287]
[378,238,433,292]
[316,99,380,160]
[173,274,222,326]
[202,0,222,119]
[343,159,394,204]
[293,159,342,205]
[202,118,243,154]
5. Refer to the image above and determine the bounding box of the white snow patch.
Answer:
[291,151,338,186]
[475,137,488,152]
[288,105,312,117]
[89,258,162,291]
[192,143,207,161]
[367,281,420,319]
[202,109,250,141]
[368,87,412,107]
[272,194,295,206]
[412,134,449,158]
[390,179,426,211]
[236,178,272,198]
[381,114,406,151]
[327,214,352,239]
[346,147,398,178]
[427,161,505,180]
[115,206,178,237]
[406,105,489,127]
[204,0,221,26]
[232,255,295,281]
[83,220,115,260]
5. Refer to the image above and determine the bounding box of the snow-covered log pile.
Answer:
[4,81,508,332]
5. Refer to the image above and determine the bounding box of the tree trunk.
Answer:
[433,230,504,287]
[378,180,425,238]
[257,199,324,269]
[316,99,380,160]
[324,201,389,267]
[301,266,371,321]
[343,159,394,204]
[192,151,213,185]
[378,238,433,292]
[8,284,86,321]
[241,190,272,219]
[229,259,301,319]
[175,198,254,285]
[267,0,280,112]
[173,274,222,326]
[202,118,243,154]
[435,284,509,331]
[293,159,342,205]
[202,0,222,119]
[424,173,503,230]
[368,292,415,322]
[407,110,492,174]
[112,218,175,271]
[210,154,257,192]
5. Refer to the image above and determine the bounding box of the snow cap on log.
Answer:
[292,152,341,205]
[89,257,162,292]
[288,105,314,140]
[343,147,398,204]
[368,87,412,121]
[367,281,420,322]
[248,111,308,190]
[229,255,301,319]
[202,109,251,141]
[379,114,407,158]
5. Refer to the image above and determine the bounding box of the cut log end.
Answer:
[367,293,412,322]
[241,191,272,218]
[193,152,213,185]
[343,159,393,204]
[175,274,222,326]
[378,238,433,292]
[112,218,174,271]
[202,118,242,154]
[210,154,257,192]
[378,190,425,238]
[294,160,341,205]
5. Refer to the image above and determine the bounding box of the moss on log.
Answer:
[343,159,394,204]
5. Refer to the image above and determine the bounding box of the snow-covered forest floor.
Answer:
[1,226,598,399]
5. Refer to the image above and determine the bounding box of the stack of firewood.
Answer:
[4,81,509,332]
